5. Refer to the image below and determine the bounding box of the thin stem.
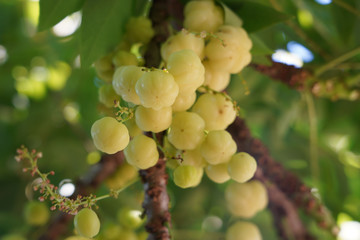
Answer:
[315,47,360,77]
[93,177,139,202]
[304,92,319,187]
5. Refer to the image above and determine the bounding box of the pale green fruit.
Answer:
[226,221,262,240]
[161,31,205,62]
[181,147,207,168]
[119,229,138,240]
[184,1,223,33]
[124,135,159,169]
[135,105,172,133]
[225,180,268,218]
[74,208,100,238]
[172,91,197,112]
[168,111,205,150]
[117,208,144,229]
[112,51,138,67]
[202,60,231,91]
[192,93,236,130]
[135,69,179,110]
[173,165,203,188]
[167,49,205,93]
[24,201,50,226]
[124,117,143,138]
[205,163,230,183]
[201,130,237,165]
[91,117,130,154]
[205,25,252,74]
[94,54,114,83]
[112,65,144,105]
[228,152,257,183]
[125,16,155,44]
[98,84,119,108]
[105,162,138,190]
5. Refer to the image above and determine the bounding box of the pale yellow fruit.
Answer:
[228,152,257,183]
[192,93,236,130]
[125,16,155,44]
[172,91,197,112]
[226,221,262,240]
[161,31,205,62]
[91,117,130,154]
[112,65,144,105]
[124,117,143,138]
[225,180,268,218]
[203,60,231,91]
[112,50,138,67]
[167,49,205,93]
[205,25,252,73]
[98,84,119,108]
[74,208,100,238]
[184,1,223,33]
[135,105,172,133]
[205,163,230,183]
[181,147,207,168]
[95,54,114,83]
[135,69,179,110]
[124,134,159,169]
[173,165,203,188]
[24,201,50,226]
[200,130,237,164]
[105,161,138,190]
[168,111,205,150]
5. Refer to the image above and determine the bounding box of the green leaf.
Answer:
[216,1,243,27]
[80,0,132,67]
[331,0,356,44]
[249,34,274,56]
[38,0,85,31]
[223,1,292,33]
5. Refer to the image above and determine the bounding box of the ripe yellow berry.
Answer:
[173,165,203,188]
[24,201,50,226]
[135,105,172,133]
[112,66,144,105]
[168,111,205,150]
[181,147,207,168]
[167,49,205,93]
[225,180,268,218]
[228,152,257,183]
[124,134,159,169]
[172,91,197,112]
[91,117,130,154]
[203,60,231,91]
[112,50,138,67]
[98,84,119,108]
[192,93,236,130]
[200,130,237,165]
[74,208,100,238]
[135,69,179,110]
[161,31,205,62]
[226,221,262,240]
[184,1,224,33]
[125,16,155,44]
[205,163,230,183]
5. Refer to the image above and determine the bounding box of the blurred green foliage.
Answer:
[0,0,359,239]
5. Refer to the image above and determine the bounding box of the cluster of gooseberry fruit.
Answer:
[86,1,267,239]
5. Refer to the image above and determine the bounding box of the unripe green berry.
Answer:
[173,165,203,188]
[228,152,257,183]
[24,201,50,226]
[74,208,100,238]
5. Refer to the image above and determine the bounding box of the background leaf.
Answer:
[331,0,357,44]
[80,0,132,67]
[223,0,292,33]
[38,0,85,31]
[250,34,274,56]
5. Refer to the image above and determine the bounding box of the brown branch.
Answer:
[140,159,171,240]
[227,117,338,238]
[251,61,312,90]
[39,151,125,240]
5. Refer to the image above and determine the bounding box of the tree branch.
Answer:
[227,117,338,238]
